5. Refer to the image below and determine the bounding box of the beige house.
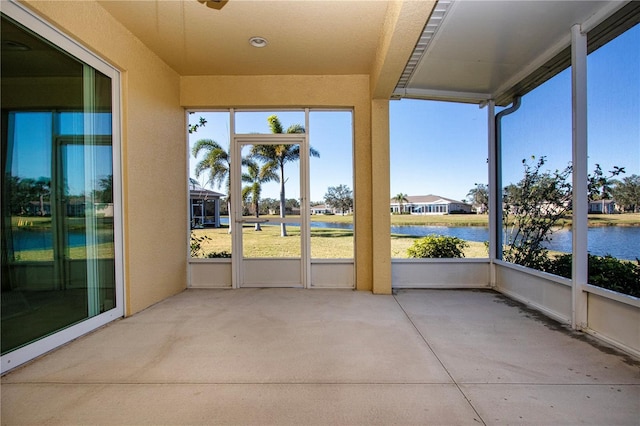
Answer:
[1,0,638,375]
[390,195,472,215]
[310,204,337,215]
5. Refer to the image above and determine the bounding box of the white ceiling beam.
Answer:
[392,88,492,104]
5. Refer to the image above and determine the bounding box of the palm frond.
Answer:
[286,124,305,134]
[267,115,283,134]
[192,139,223,157]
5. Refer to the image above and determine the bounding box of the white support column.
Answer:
[486,100,497,284]
[230,109,241,289]
[83,65,100,316]
[571,24,588,330]
[302,108,311,288]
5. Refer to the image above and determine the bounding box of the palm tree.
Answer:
[393,193,408,214]
[241,159,278,231]
[192,139,231,231]
[250,115,320,236]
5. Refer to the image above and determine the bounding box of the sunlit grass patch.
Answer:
[192,225,355,258]
[13,243,115,262]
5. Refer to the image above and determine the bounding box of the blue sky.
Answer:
[189,110,354,203]
[390,100,487,201]
[10,112,113,196]
[190,25,637,205]
[502,23,639,190]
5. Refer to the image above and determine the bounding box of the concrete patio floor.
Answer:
[2,288,639,425]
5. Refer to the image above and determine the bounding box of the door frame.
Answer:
[230,132,311,288]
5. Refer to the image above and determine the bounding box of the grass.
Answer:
[12,216,106,230]
[309,212,640,227]
[585,213,640,226]
[192,225,488,259]
[13,243,115,262]
[192,225,354,258]
[307,213,490,226]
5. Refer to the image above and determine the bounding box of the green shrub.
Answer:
[407,234,468,258]
[544,253,640,298]
[190,233,211,258]
[206,251,232,258]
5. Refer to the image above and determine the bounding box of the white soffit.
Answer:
[395,0,620,105]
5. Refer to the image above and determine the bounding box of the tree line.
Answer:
[466,164,639,215]
[6,175,113,217]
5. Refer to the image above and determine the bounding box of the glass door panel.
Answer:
[1,15,118,357]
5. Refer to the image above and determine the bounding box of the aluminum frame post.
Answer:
[571,24,589,330]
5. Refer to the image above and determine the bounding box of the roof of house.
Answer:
[189,179,225,199]
[390,195,469,205]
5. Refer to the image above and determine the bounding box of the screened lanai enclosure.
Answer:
[1,0,638,375]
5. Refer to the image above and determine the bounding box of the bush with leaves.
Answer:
[543,254,640,298]
[407,235,468,258]
[502,156,572,269]
[502,156,624,270]
[190,233,211,258]
[206,251,232,258]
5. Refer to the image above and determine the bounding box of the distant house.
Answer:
[310,204,335,215]
[189,179,224,228]
[390,194,472,215]
[27,200,51,216]
[588,199,616,214]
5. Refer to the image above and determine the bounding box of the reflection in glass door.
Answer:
[232,135,309,287]
[1,10,122,372]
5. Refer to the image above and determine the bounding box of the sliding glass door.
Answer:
[1,6,122,371]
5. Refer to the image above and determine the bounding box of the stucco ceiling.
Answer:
[97,0,392,76]
[96,0,633,104]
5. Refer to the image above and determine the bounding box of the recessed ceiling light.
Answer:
[249,37,268,48]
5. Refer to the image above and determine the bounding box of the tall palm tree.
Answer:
[241,159,278,231]
[394,193,409,214]
[192,139,232,231]
[250,115,320,236]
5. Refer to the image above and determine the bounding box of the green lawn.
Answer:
[192,224,489,259]
[13,243,115,262]
[310,212,640,227]
[192,225,354,258]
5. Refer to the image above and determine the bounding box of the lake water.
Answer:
[309,221,640,260]
[13,221,638,261]
[10,229,113,252]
